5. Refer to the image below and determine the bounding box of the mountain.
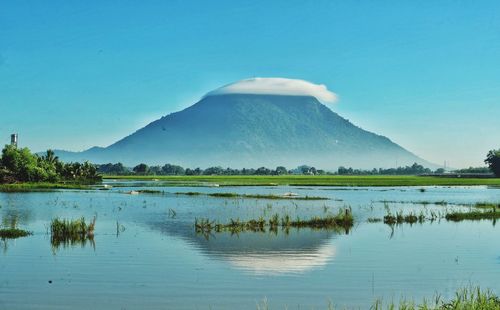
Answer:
[55,92,431,170]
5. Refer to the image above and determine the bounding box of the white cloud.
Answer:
[205,77,338,103]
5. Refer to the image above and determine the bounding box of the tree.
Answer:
[485,149,500,177]
[275,166,287,175]
[161,163,185,175]
[203,166,223,175]
[97,163,128,175]
[133,163,149,175]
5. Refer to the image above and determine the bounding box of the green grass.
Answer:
[255,287,500,309]
[195,209,353,234]
[370,206,500,225]
[445,209,500,222]
[0,228,32,239]
[473,202,500,209]
[383,210,426,225]
[103,175,500,187]
[370,287,500,310]
[0,182,91,192]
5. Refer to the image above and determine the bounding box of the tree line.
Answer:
[0,145,101,183]
[98,162,445,176]
[99,149,500,177]
[2,144,498,182]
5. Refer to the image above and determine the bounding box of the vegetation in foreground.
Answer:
[0,145,101,185]
[0,228,32,239]
[374,287,500,310]
[50,217,96,249]
[254,287,500,309]
[195,209,353,235]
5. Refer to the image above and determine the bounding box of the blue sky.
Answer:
[1,1,499,168]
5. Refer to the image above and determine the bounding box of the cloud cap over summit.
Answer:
[205,78,338,103]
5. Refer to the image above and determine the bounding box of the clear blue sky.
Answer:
[1,1,499,168]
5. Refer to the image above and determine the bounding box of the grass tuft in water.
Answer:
[177,191,328,200]
[136,189,164,195]
[195,209,353,235]
[445,209,500,222]
[370,287,500,310]
[50,217,96,248]
[0,228,32,239]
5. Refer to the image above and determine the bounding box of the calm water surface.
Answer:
[1,184,499,309]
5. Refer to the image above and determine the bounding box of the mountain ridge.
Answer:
[55,93,433,169]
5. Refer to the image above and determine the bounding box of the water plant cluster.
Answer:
[177,191,328,200]
[195,209,353,235]
[383,210,428,225]
[372,202,500,226]
[50,217,96,248]
[0,228,32,239]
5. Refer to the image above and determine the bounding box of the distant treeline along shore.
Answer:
[97,158,499,177]
[1,144,499,184]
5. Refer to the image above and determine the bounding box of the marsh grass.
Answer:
[136,189,164,195]
[473,202,500,209]
[383,211,426,225]
[50,217,96,249]
[445,209,500,222]
[378,200,449,206]
[177,191,328,200]
[195,209,353,235]
[372,204,500,226]
[370,287,500,310]
[253,287,500,309]
[0,228,32,239]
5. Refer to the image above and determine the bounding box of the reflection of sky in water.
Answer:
[0,185,500,309]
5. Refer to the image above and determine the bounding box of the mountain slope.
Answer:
[56,94,430,169]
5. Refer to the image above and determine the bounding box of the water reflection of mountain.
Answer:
[149,221,340,275]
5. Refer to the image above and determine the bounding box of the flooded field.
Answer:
[1,182,500,309]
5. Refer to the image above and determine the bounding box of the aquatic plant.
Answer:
[136,189,164,194]
[195,209,353,235]
[474,202,500,209]
[445,209,500,222]
[383,210,425,225]
[0,228,32,239]
[176,191,329,200]
[50,216,96,249]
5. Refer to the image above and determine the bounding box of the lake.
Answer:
[1,182,500,309]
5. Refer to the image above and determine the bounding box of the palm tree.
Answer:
[43,149,59,165]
